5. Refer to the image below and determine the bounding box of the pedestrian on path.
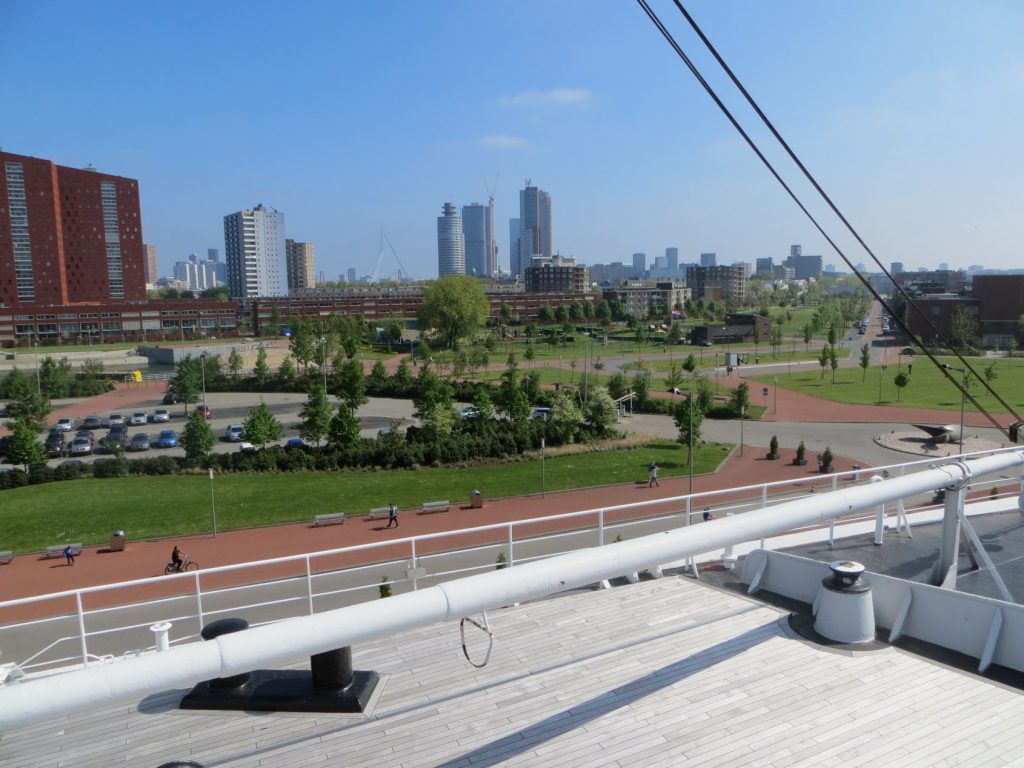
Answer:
[648,461,660,488]
[386,503,399,529]
[63,546,75,566]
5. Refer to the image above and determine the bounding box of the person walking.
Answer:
[386,503,399,529]
[63,545,75,566]
[648,461,660,488]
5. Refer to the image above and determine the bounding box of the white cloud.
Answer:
[497,88,592,106]
[479,134,531,149]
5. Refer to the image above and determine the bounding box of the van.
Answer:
[531,407,552,422]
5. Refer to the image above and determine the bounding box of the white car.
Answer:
[224,424,245,442]
[129,412,148,426]
[152,409,171,423]
[55,417,75,432]
[108,414,125,427]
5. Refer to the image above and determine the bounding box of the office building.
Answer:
[665,247,679,270]
[437,203,465,277]
[173,258,218,292]
[285,239,316,291]
[603,281,691,319]
[755,257,773,276]
[346,267,357,283]
[144,243,159,284]
[524,255,588,294]
[223,204,286,298]
[790,244,802,258]
[0,150,146,307]
[513,182,551,276]
[462,203,489,276]
[700,252,717,267]
[891,262,904,275]
[787,254,822,280]
[632,252,646,277]
[687,264,747,304]
[207,248,219,263]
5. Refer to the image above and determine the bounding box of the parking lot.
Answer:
[31,391,418,466]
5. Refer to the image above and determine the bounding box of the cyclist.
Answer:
[171,545,184,573]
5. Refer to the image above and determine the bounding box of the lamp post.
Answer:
[209,467,218,538]
[943,364,967,455]
[877,365,887,405]
[687,394,694,496]
[320,337,328,393]
[541,437,546,497]
[739,405,745,457]
[200,352,207,415]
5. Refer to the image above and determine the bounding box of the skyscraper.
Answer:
[223,204,286,298]
[437,203,465,277]
[515,182,551,276]
[891,262,904,275]
[285,239,316,291]
[509,218,521,275]
[346,267,356,283]
[0,150,146,307]
[462,203,489,276]
[207,248,219,263]
[665,247,679,270]
[632,252,646,276]
[144,243,159,284]
[700,252,717,267]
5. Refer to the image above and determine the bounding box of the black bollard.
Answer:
[199,618,250,690]
[311,647,353,693]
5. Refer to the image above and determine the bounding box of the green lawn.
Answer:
[0,439,731,554]
[751,356,1024,412]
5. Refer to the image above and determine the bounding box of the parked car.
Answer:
[162,391,178,405]
[74,430,95,447]
[108,414,125,427]
[80,414,103,430]
[530,407,552,422]
[459,407,480,420]
[200,405,212,420]
[129,412,148,426]
[157,429,178,448]
[284,437,309,450]
[239,442,257,454]
[45,432,67,458]
[152,408,171,423]
[224,424,244,442]
[69,436,93,456]
[128,433,151,452]
[54,417,75,432]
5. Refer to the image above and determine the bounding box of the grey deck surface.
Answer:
[4,575,1024,767]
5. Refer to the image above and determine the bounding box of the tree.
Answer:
[181,408,215,459]
[547,390,583,444]
[631,369,652,409]
[288,316,318,372]
[582,387,617,438]
[5,389,51,433]
[243,402,284,447]
[254,347,269,386]
[731,382,750,416]
[368,360,388,390]
[859,344,870,382]
[328,402,362,448]
[470,388,495,421]
[803,323,814,350]
[278,355,297,386]
[170,355,202,413]
[417,275,490,349]
[333,356,368,410]
[950,305,980,352]
[607,371,628,400]
[829,346,839,383]
[413,361,453,418]
[6,419,46,470]
[665,365,684,395]
[538,304,553,323]
[818,345,830,381]
[298,382,333,447]
[1008,338,1018,367]
[893,372,909,401]
[771,325,783,356]
[695,377,714,413]
[524,344,535,367]
[682,353,697,376]
[984,362,999,383]
[227,348,243,377]
[673,397,703,457]
[38,356,72,399]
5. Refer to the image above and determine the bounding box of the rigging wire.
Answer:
[634,0,1018,437]
[669,0,1020,429]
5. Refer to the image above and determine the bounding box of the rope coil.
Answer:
[459,613,494,668]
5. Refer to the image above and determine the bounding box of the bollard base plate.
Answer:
[180,668,380,713]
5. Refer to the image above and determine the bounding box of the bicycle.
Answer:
[164,557,199,574]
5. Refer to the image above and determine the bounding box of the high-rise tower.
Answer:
[285,239,316,291]
[462,203,488,276]
[513,181,551,276]
[223,204,286,298]
[437,203,465,276]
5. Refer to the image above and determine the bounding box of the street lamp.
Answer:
[687,394,694,496]
[200,352,207,414]
[943,364,967,455]
[739,405,745,457]
[877,365,887,405]
[320,337,328,392]
[541,437,546,497]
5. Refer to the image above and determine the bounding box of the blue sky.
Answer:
[3,0,1023,279]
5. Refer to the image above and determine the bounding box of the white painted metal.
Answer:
[813,573,876,643]
[1,450,1021,729]
[871,475,885,546]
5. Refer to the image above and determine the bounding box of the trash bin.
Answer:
[109,530,126,552]
[470,490,484,509]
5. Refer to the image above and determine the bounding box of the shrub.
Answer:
[93,458,129,478]
[820,446,834,468]
[769,435,779,455]
[795,441,806,462]
[379,576,392,599]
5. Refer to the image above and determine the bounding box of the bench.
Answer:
[0,551,12,565]
[420,500,451,515]
[367,506,392,521]
[313,513,347,527]
[44,543,82,559]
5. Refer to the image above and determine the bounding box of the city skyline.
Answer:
[4,1,1023,279]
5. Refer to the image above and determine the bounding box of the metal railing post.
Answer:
[508,525,515,567]
[686,496,691,525]
[76,592,88,668]
[411,539,419,591]
[306,555,314,615]
[194,572,204,635]
[598,509,605,546]
[761,485,768,508]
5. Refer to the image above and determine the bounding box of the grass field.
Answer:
[0,439,731,554]
[751,356,1024,413]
